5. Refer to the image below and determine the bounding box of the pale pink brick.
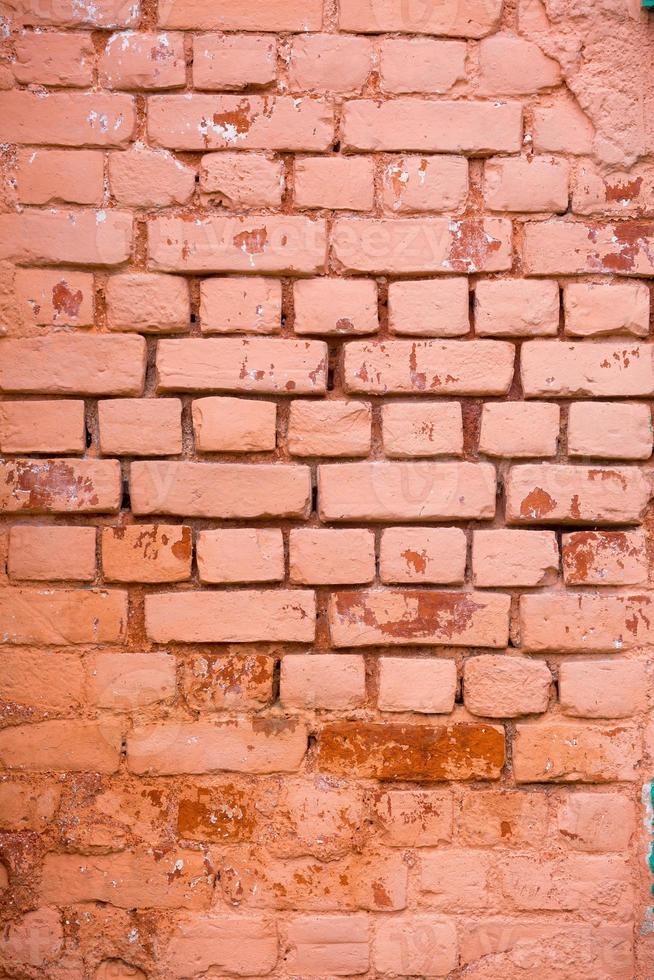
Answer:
[86,651,176,709]
[567,402,652,460]
[484,156,569,212]
[388,279,469,337]
[523,220,654,276]
[289,528,375,585]
[288,400,371,457]
[373,790,453,846]
[383,156,468,213]
[506,464,649,525]
[463,655,551,717]
[286,915,369,976]
[382,402,463,457]
[378,657,457,714]
[197,529,284,584]
[374,916,457,978]
[563,281,649,338]
[562,529,647,586]
[294,278,378,336]
[106,272,190,334]
[557,794,636,853]
[294,157,374,212]
[380,527,467,584]
[478,34,561,95]
[281,655,366,710]
[100,32,185,88]
[531,96,594,155]
[200,278,282,335]
[479,402,560,458]
[521,341,654,398]
[192,397,277,453]
[474,280,559,337]
[12,269,94,331]
[472,530,559,587]
[98,399,183,456]
[338,0,501,37]
[200,153,283,208]
[380,38,466,94]
[16,149,104,206]
[8,525,96,582]
[559,660,646,718]
[288,34,371,93]
[192,34,276,90]
[0,401,85,454]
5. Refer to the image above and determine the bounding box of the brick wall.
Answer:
[0,0,653,975]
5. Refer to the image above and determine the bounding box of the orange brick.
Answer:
[192,396,277,452]
[99,32,186,89]
[556,793,636,853]
[109,144,195,207]
[374,916,457,976]
[15,0,140,28]
[388,279,469,336]
[289,528,375,584]
[479,402,560,457]
[163,915,279,977]
[0,209,133,267]
[562,529,647,586]
[474,279,559,337]
[288,34,372,92]
[98,399,182,456]
[558,660,646,718]
[287,400,371,457]
[519,593,654,653]
[0,458,121,514]
[286,916,369,976]
[0,719,122,773]
[192,34,276,89]
[102,525,192,583]
[0,648,85,711]
[0,90,135,146]
[197,528,284,583]
[281,654,366,710]
[200,277,281,334]
[0,588,127,645]
[0,400,85,454]
[380,38,466,94]
[383,156,468,213]
[513,721,640,782]
[8,525,96,582]
[521,340,654,398]
[293,278,378,335]
[294,157,374,211]
[11,269,94,330]
[463,655,551,717]
[159,0,323,29]
[378,657,457,713]
[86,651,176,708]
[567,402,652,460]
[105,272,190,333]
[199,152,283,208]
[16,148,104,205]
[459,789,548,846]
[379,527,466,584]
[472,529,559,587]
[563,281,649,337]
[338,0,501,35]
[181,654,274,712]
[12,32,94,86]
[372,789,453,846]
[382,402,463,456]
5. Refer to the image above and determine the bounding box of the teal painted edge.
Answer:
[650,783,654,896]
[643,0,654,9]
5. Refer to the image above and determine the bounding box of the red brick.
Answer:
[475,279,559,337]
[159,0,323,29]
[200,277,281,334]
[519,593,654,653]
[524,219,654,276]
[109,143,195,206]
[0,587,127,644]
[567,402,652,460]
[128,717,309,774]
[14,0,140,28]
[12,32,94,86]
[100,32,186,89]
[289,528,375,584]
[288,34,371,92]
[16,148,103,205]
[479,34,561,94]
[380,38,466,93]
[479,402,560,457]
[8,525,96,581]
[287,400,372,457]
[388,278,469,336]
[192,396,276,452]
[522,340,654,398]
[102,525,192,583]
[0,209,133,267]
[148,95,333,151]
[197,528,284,583]
[342,100,521,153]
[294,157,374,211]
[472,529,559,587]
[162,915,279,978]
[87,650,176,709]
[281,654,366,710]
[106,272,190,333]
[294,278,378,335]
[558,660,646,718]
[181,654,274,712]
[382,401,463,456]
[145,590,315,643]
[149,214,326,274]
[0,335,145,396]
[99,398,182,456]
[562,529,647,586]
[383,155,468,213]
[319,461,496,521]
[333,217,512,274]
[463,655,551,717]
[572,161,654,217]
[0,719,122,772]
[380,527,467,584]
[378,657,457,713]
[0,458,121,513]
[40,850,213,910]
[563,281,649,337]
[0,91,135,146]
[328,590,510,647]
[372,789,453,846]
[556,793,636,853]
[339,0,501,37]
[344,339,514,395]
[0,648,84,711]
[513,721,640,782]
[193,34,276,89]
[199,152,283,208]
[286,915,369,976]
[316,721,505,780]
[156,338,327,395]
[0,400,85,454]
[506,463,649,525]
[0,782,61,831]
[10,268,94,331]
[131,460,310,518]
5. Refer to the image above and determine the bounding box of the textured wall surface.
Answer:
[1,0,654,976]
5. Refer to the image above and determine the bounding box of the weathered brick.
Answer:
[0,588,127,644]
[328,590,510,647]
[484,156,569,211]
[286,915,369,976]
[472,530,559,587]
[159,0,323,29]
[319,461,496,521]
[479,34,561,94]
[197,528,284,583]
[101,525,192,582]
[9,268,94,331]
[556,793,636,853]
[145,590,315,643]
[0,335,146,395]
[0,209,133,267]
[479,402,560,457]
[289,34,372,92]
[192,397,277,452]
[388,278,470,336]
[0,458,121,513]
[519,593,654,652]
[0,648,84,711]
[338,0,501,37]
[162,915,279,978]
[281,654,367,710]
[0,400,85,454]
[293,278,378,335]
[86,651,176,708]
[382,401,463,456]
[521,341,654,398]
[372,789,453,846]
[383,155,468,213]
[379,527,467,584]
[156,338,327,394]
[562,529,647,586]
[380,38,466,94]
[98,399,183,456]
[474,279,559,337]
[13,32,94,86]
[419,848,490,909]
[463,655,551,717]
[567,402,652,460]
[181,654,274,712]
[294,157,374,212]
[106,272,190,333]
[130,460,310,518]
[0,91,135,146]
[524,219,654,276]
[378,657,457,713]
[289,528,375,585]
[374,916,457,977]
[100,32,186,89]
[200,277,281,334]
[0,719,122,772]
[8,525,96,581]
[14,0,140,28]
[109,143,195,207]
[558,660,646,718]
[505,463,649,525]
[193,35,277,90]
[563,281,649,337]
[288,400,371,457]
[200,153,282,211]
[513,721,640,782]
[16,148,103,205]
[459,790,548,847]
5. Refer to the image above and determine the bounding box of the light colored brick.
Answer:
[378,657,457,713]
[98,399,183,456]
[294,157,374,211]
[472,530,559,587]
[474,279,559,337]
[199,152,283,208]
[563,281,649,337]
[521,340,654,398]
[380,527,467,584]
[200,277,281,335]
[463,655,551,717]
[562,529,647,586]
[380,38,466,93]
[0,401,85,454]
[388,279,470,337]
[567,402,652,460]
[105,272,190,334]
[559,660,646,718]
[101,525,192,583]
[484,156,569,212]
[193,34,276,89]
[288,34,371,92]
[382,402,463,457]
[289,528,375,585]
[8,525,96,582]
[294,278,378,335]
[288,400,371,457]
[281,655,366,710]
[383,155,468,213]
[478,33,561,94]
[197,529,284,584]
[16,148,103,205]
[192,397,277,452]
[519,593,654,653]
[479,402,560,457]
